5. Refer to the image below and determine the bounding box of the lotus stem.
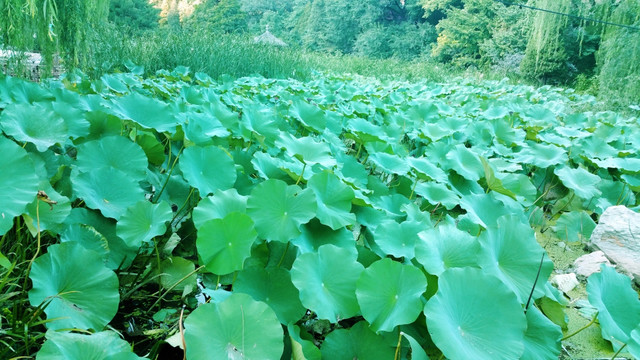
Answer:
[561,312,598,341]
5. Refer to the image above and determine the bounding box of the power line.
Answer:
[494,0,640,31]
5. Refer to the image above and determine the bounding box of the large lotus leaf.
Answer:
[75,136,148,179]
[239,102,281,145]
[247,179,317,242]
[458,193,513,229]
[587,264,640,349]
[72,167,145,220]
[107,92,177,132]
[116,200,172,248]
[444,144,484,181]
[235,266,306,324]
[335,153,369,189]
[478,216,553,303]
[628,325,640,359]
[408,157,448,183]
[136,132,165,166]
[413,181,460,210]
[0,138,40,234]
[179,145,237,196]
[552,211,596,243]
[0,102,68,151]
[291,245,363,322]
[367,152,410,176]
[400,331,429,360]
[595,179,636,214]
[356,258,427,332]
[499,173,538,206]
[320,321,395,360]
[424,267,527,360]
[415,223,480,275]
[192,188,248,228]
[291,218,354,254]
[481,158,517,200]
[197,212,257,275]
[554,166,602,200]
[514,143,568,168]
[182,111,230,145]
[307,172,356,230]
[184,293,284,360]
[290,97,326,132]
[36,330,144,360]
[28,243,119,331]
[275,132,336,167]
[521,306,562,360]
[372,219,422,259]
[591,157,640,173]
[483,105,510,120]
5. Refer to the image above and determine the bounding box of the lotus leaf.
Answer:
[28,243,119,331]
[196,212,257,275]
[108,92,177,132]
[554,166,602,200]
[291,244,363,322]
[320,321,395,360]
[0,102,68,151]
[372,219,422,259]
[552,211,596,243]
[291,218,354,254]
[521,306,562,360]
[179,145,237,196]
[307,171,356,229]
[587,264,640,349]
[415,223,480,275]
[247,179,317,242]
[356,258,427,332]
[184,293,283,360]
[116,200,172,247]
[424,267,527,360]
[192,188,248,228]
[75,136,148,179]
[36,330,145,360]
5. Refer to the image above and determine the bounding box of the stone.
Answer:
[551,273,579,293]
[573,251,611,278]
[589,206,640,282]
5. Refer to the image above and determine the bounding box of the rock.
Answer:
[589,206,640,282]
[573,251,611,278]
[551,273,579,293]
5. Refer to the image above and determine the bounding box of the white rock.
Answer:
[589,206,640,282]
[573,251,611,278]
[552,273,580,293]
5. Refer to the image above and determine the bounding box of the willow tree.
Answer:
[520,0,571,82]
[0,0,109,71]
[597,0,640,108]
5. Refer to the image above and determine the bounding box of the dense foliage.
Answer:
[1,68,640,359]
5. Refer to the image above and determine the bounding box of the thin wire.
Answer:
[494,0,640,31]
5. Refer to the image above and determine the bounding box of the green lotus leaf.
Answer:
[0,102,68,151]
[424,267,527,360]
[116,200,172,248]
[75,136,148,179]
[628,325,640,360]
[275,132,336,167]
[157,256,197,295]
[182,111,230,145]
[499,173,538,206]
[101,73,129,93]
[413,181,460,210]
[288,324,322,360]
[36,330,145,360]
[408,157,449,183]
[587,264,640,349]
[367,152,410,176]
[290,97,326,132]
[184,293,283,360]
[483,105,510,119]
[28,243,119,331]
[595,179,636,214]
[72,167,146,220]
[458,193,513,229]
[197,212,257,275]
[23,183,71,235]
[372,220,422,259]
[307,172,356,230]
[107,92,177,132]
[553,166,602,200]
[415,223,480,275]
[481,157,517,200]
[239,102,281,145]
[320,321,395,360]
[478,216,553,303]
[135,132,165,166]
[514,143,567,168]
[521,306,562,360]
[356,258,427,333]
[192,188,248,228]
[179,145,237,196]
[247,179,317,242]
[444,144,484,181]
[335,153,369,189]
[291,244,363,322]
[50,100,90,139]
[0,145,35,222]
[235,266,306,324]
[346,117,386,143]
[291,218,354,254]
[552,211,596,243]
[60,224,110,264]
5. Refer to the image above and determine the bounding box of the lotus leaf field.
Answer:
[1,68,640,359]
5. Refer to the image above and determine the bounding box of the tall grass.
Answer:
[82,25,459,83]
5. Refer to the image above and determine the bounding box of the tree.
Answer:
[109,0,161,33]
[187,0,248,34]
